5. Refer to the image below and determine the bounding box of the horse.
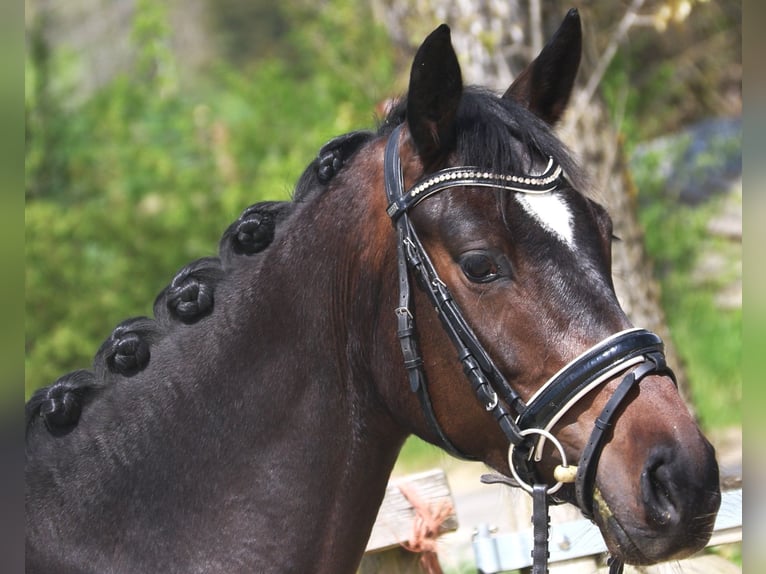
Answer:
[26,9,720,573]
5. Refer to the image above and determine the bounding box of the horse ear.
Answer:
[503,8,582,125]
[406,24,463,167]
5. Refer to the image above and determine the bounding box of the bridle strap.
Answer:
[574,351,675,519]
[386,126,477,459]
[384,125,527,456]
[517,328,667,464]
[531,484,551,574]
[402,227,527,444]
[387,161,562,220]
[394,225,472,459]
[518,329,664,432]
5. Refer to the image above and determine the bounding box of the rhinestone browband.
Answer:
[386,158,563,220]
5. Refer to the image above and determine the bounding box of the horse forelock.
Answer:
[379,87,588,195]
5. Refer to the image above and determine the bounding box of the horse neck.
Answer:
[219,154,407,569]
[27,150,410,573]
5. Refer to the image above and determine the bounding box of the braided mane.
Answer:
[26,132,373,435]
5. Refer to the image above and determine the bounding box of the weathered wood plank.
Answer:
[364,469,459,553]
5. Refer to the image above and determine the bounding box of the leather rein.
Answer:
[383,124,676,574]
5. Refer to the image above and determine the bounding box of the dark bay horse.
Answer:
[26,10,720,573]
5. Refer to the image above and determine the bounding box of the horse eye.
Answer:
[460,252,499,283]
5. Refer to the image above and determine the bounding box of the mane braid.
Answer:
[93,316,160,380]
[26,369,100,435]
[292,130,375,202]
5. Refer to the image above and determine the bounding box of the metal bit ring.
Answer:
[508,428,570,495]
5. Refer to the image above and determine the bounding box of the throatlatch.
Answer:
[383,124,675,574]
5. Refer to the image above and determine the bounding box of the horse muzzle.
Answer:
[588,384,721,564]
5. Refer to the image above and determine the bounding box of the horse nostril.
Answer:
[641,449,682,528]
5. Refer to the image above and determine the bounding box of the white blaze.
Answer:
[514,193,574,247]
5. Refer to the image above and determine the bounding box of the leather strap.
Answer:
[531,484,551,574]
[517,329,664,433]
[385,125,477,460]
[608,556,625,574]
[387,160,563,220]
[574,352,675,518]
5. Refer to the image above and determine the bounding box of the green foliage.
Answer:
[208,0,292,64]
[25,0,394,397]
[395,436,449,474]
[597,0,740,150]
[600,0,743,431]
[600,53,679,154]
[633,143,741,430]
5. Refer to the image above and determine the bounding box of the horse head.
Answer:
[377,9,720,565]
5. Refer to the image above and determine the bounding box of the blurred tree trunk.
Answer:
[25,0,213,100]
[370,0,693,408]
[559,97,692,407]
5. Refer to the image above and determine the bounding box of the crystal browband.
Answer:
[386,158,564,220]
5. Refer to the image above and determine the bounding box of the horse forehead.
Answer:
[513,192,575,247]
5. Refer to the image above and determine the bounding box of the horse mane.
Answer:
[294,130,376,201]
[25,130,374,435]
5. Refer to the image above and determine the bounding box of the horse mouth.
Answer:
[592,485,721,565]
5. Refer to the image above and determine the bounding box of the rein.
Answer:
[383,125,676,573]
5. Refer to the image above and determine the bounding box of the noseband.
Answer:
[383,125,675,573]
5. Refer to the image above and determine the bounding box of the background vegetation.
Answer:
[26,0,740,444]
[25,0,395,393]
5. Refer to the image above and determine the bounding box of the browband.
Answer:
[386,158,563,220]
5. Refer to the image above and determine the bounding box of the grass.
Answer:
[394,436,450,475]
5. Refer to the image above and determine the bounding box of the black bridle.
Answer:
[383,124,676,574]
